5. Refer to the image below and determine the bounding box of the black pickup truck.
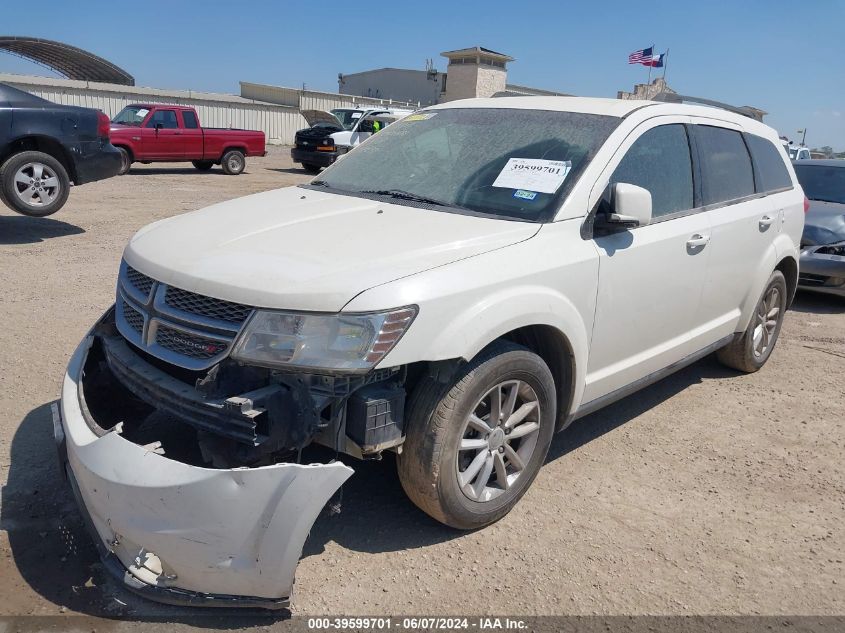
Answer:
[0,83,122,217]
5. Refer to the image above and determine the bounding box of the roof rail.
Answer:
[652,92,764,121]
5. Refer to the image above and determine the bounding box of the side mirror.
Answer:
[608,183,652,228]
[155,122,164,130]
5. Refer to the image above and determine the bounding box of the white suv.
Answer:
[57,97,804,608]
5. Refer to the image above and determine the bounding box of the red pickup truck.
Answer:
[109,104,266,175]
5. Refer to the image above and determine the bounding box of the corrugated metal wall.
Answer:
[0,74,307,144]
[240,81,420,112]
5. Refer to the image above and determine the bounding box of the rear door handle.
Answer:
[686,234,710,248]
[759,215,775,228]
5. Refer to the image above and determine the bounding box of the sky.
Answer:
[1,0,843,150]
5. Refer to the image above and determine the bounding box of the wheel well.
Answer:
[221,146,246,157]
[1,136,77,182]
[776,256,798,306]
[500,325,575,431]
[113,144,133,161]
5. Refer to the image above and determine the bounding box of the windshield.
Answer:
[794,164,845,204]
[331,109,365,130]
[309,108,620,222]
[112,106,150,126]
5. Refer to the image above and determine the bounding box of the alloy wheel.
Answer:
[13,162,61,207]
[456,380,541,502]
[752,285,781,358]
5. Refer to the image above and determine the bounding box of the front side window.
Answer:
[696,126,755,205]
[145,109,179,129]
[794,165,845,204]
[610,124,694,218]
[310,108,621,222]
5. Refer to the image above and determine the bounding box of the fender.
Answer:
[735,240,779,332]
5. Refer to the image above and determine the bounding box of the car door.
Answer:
[582,119,712,404]
[140,109,182,159]
[179,110,203,159]
[690,122,784,344]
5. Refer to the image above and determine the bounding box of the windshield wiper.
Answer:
[361,189,449,207]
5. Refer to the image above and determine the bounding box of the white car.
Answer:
[57,96,804,608]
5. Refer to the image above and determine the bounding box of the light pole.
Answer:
[797,128,807,146]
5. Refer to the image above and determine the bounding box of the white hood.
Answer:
[124,187,539,312]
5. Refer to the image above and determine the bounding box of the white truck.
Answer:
[291,107,413,172]
[57,95,804,609]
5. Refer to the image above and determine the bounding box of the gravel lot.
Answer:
[0,146,842,625]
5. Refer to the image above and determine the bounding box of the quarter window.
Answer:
[695,126,755,204]
[610,124,694,218]
[182,110,199,129]
[146,109,179,129]
[745,134,792,193]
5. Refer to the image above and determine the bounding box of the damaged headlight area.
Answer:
[56,305,418,608]
[232,307,416,372]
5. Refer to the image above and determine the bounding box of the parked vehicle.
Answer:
[57,96,804,608]
[0,83,121,217]
[109,104,266,175]
[787,144,811,161]
[793,159,845,297]
[291,107,412,172]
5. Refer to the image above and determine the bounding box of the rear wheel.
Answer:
[397,341,556,530]
[192,160,214,171]
[0,151,71,217]
[116,147,132,175]
[717,270,787,372]
[302,163,321,174]
[220,150,245,175]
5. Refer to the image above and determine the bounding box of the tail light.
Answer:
[803,196,810,214]
[97,111,111,139]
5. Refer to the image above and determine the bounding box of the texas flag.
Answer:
[642,53,665,68]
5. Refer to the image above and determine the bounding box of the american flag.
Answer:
[628,46,653,64]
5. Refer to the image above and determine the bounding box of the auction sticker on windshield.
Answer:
[492,158,572,194]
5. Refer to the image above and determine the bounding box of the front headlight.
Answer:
[231,306,417,372]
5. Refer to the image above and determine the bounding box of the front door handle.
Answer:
[686,234,710,248]
[759,215,775,229]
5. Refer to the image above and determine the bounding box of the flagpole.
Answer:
[662,48,670,83]
[647,42,654,88]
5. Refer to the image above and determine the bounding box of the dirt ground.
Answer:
[0,146,842,626]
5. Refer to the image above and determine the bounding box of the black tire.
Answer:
[220,150,245,175]
[116,147,132,175]
[397,341,557,530]
[0,151,71,217]
[302,163,321,174]
[192,160,214,171]
[717,270,788,373]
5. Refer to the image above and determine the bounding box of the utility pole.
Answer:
[798,128,807,146]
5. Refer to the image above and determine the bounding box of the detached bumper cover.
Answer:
[57,335,353,608]
[799,243,845,297]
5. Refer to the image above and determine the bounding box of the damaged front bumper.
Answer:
[799,242,845,297]
[56,332,354,609]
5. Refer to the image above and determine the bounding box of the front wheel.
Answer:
[302,163,321,174]
[0,151,71,217]
[220,150,245,175]
[717,270,788,372]
[192,160,214,171]
[397,341,556,530]
[116,147,132,175]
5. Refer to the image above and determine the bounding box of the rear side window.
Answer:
[146,109,179,129]
[745,134,792,193]
[695,126,755,205]
[182,110,199,129]
[610,124,694,218]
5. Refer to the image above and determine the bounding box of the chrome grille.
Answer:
[154,324,229,360]
[126,266,154,297]
[122,300,145,334]
[115,260,254,370]
[164,287,252,325]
